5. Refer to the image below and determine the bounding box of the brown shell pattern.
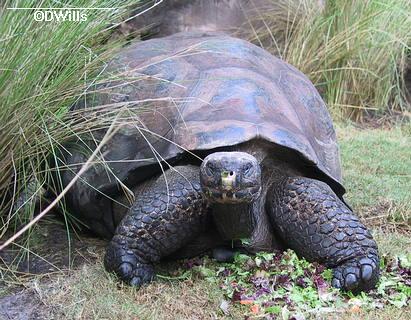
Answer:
[71,32,342,195]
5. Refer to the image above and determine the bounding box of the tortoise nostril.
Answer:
[229,171,234,176]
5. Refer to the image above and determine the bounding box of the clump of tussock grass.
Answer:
[0,0,150,239]
[248,0,411,120]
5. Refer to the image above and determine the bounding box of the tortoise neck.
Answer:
[211,201,256,241]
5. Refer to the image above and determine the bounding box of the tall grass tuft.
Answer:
[0,0,147,240]
[248,0,411,119]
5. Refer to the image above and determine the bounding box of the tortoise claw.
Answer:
[104,238,154,287]
[332,255,379,293]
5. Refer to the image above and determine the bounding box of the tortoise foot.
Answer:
[104,237,154,287]
[332,254,379,293]
[104,165,209,287]
[267,176,380,293]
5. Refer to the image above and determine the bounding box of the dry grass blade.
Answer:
[0,118,120,251]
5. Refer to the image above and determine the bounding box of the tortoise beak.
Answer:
[221,171,236,190]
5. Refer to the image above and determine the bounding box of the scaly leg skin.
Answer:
[104,165,209,287]
[267,177,380,293]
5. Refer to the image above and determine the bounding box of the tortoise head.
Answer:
[200,152,262,204]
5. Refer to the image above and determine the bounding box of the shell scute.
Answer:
[66,32,344,202]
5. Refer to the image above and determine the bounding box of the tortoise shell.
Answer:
[63,32,344,233]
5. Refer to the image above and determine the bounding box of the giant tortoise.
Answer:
[61,32,380,293]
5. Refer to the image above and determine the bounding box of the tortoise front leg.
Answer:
[104,165,209,287]
[267,177,380,293]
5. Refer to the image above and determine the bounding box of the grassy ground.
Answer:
[0,123,409,320]
[339,123,411,230]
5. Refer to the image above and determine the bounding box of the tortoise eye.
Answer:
[206,163,216,176]
[243,163,253,175]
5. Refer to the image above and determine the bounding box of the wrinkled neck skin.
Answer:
[211,201,256,241]
[210,141,292,252]
[210,178,274,252]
